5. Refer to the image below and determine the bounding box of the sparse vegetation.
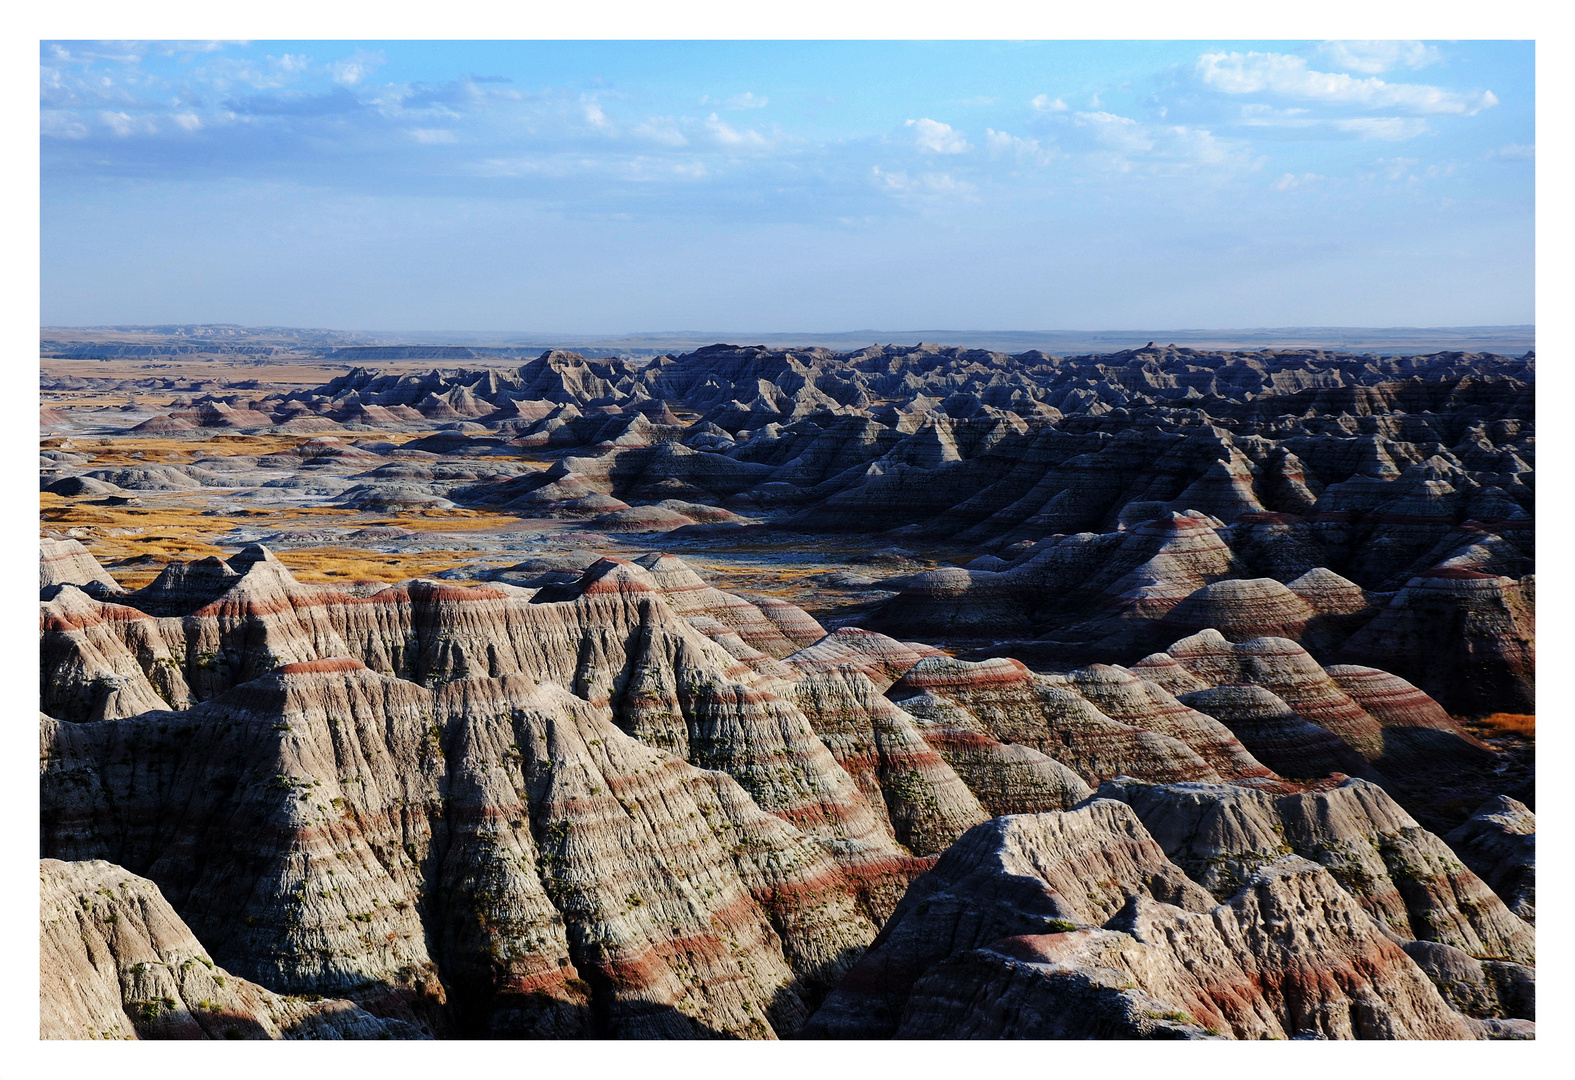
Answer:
[1475,713,1534,737]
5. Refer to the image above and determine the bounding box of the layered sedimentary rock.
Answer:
[40,337,1536,1043]
[1175,684,1375,783]
[892,859,1479,1040]
[1145,632,1386,759]
[1097,778,1534,964]
[41,538,124,597]
[1333,569,1535,715]
[40,858,421,1040]
[802,801,1217,1038]
[1400,939,1534,1023]
[804,798,1503,1040]
[1445,797,1536,924]
[886,653,1285,790]
[894,690,1094,817]
[787,667,988,856]
[47,341,1532,719]
[40,660,900,1038]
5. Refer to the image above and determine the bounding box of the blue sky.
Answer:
[40,40,1533,332]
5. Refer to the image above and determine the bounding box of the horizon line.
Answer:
[41,323,1537,335]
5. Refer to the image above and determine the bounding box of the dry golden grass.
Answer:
[41,493,528,589]
[45,434,321,467]
[1475,713,1535,737]
[281,547,504,584]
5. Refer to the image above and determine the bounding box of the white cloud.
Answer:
[632,117,687,147]
[872,166,975,199]
[172,112,202,132]
[701,91,768,110]
[1334,117,1431,141]
[329,50,384,87]
[984,128,1055,166]
[905,117,970,154]
[1317,40,1441,75]
[1055,110,1254,173]
[1030,94,1068,112]
[582,100,613,132]
[410,128,457,144]
[99,110,159,137]
[1071,111,1153,153]
[1237,103,1312,124]
[1486,143,1534,160]
[1375,157,1420,181]
[1273,172,1329,191]
[40,111,90,139]
[704,112,768,148]
[1195,51,1496,115]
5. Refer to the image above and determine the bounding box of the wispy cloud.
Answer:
[99,110,161,137]
[1030,94,1068,112]
[1485,143,1534,161]
[703,113,770,149]
[1195,51,1496,116]
[701,91,768,110]
[631,116,687,146]
[871,166,976,203]
[1316,40,1442,75]
[1273,172,1330,191]
[582,99,614,132]
[905,117,970,154]
[984,128,1055,166]
[329,49,384,87]
[1333,117,1431,141]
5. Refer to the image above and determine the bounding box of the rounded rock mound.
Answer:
[1162,577,1315,642]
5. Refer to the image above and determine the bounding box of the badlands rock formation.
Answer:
[803,792,1531,1040]
[41,859,420,1039]
[40,341,1534,1040]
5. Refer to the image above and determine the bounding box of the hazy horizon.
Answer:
[38,321,1537,358]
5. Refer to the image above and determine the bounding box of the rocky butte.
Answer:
[40,341,1533,1039]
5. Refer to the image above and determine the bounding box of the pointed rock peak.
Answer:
[228,543,286,573]
[1134,510,1225,536]
[1129,652,1212,695]
[577,557,660,596]
[39,582,103,617]
[1166,628,1233,655]
[632,551,710,591]
[536,349,588,366]
[163,554,239,579]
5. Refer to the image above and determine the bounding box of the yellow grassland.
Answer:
[1474,713,1535,737]
[41,494,537,588]
[278,548,509,585]
[41,431,441,465]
